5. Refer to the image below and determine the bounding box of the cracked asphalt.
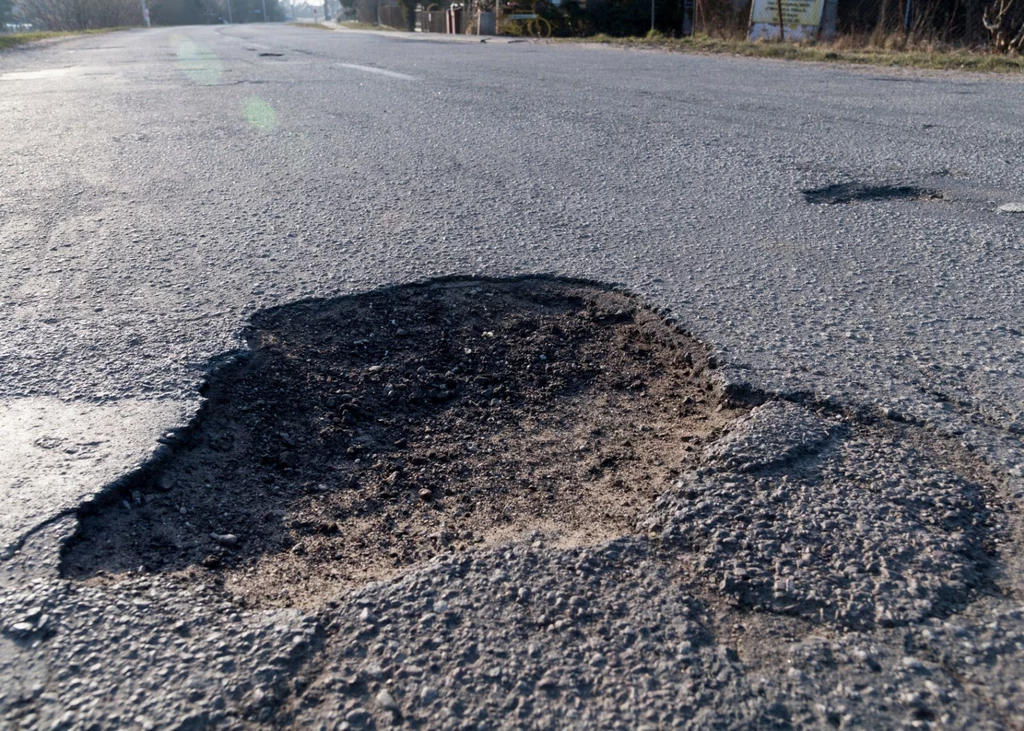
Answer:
[1,23,1024,729]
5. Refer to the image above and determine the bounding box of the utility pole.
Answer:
[226,0,232,23]
[261,0,268,20]
[650,0,655,32]
[140,0,151,26]
[820,0,837,37]
[682,0,693,35]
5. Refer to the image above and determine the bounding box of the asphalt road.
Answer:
[1,24,1024,729]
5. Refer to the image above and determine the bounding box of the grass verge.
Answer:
[288,21,337,30]
[340,20,403,31]
[560,34,1024,72]
[0,27,128,52]
[291,20,403,31]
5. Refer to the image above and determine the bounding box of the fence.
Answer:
[355,0,406,28]
[416,9,447,31]
[415,6,465,32]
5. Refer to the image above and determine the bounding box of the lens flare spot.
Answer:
[243,96,278,132]
[174,39,222,86]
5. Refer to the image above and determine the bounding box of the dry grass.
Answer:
[0,27,127,51]
[288,21,337,30]
[339,20,403,31]
[291,20,404,31]
[562,33,1024,72]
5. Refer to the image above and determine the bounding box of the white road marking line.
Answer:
[338,63,417,81]
[1,67,77,80]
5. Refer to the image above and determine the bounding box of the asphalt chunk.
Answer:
[645,403,1000,629]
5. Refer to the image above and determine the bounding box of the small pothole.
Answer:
[804,182,942,205]
[61,278,744,609]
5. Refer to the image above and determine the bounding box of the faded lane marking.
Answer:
[1,67,77,80]
[338,62,417,81]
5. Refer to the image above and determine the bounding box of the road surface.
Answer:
[1,24,1023,729]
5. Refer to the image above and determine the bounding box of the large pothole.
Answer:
[61,278,744,609]
[803,182,942,205]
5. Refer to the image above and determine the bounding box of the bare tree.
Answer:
[983,0,1024,50]
[19,0,139,29]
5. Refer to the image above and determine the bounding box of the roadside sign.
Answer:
[748,0,824,40]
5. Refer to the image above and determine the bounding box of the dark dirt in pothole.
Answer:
[803,182,943,205]
[62,278,745,609]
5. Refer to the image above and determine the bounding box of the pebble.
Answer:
[211,533,238,548]
[537,675,558,690]
[345,707,369,724]
[23,607,43,621]
[901,656,928,672]
[376,688,399,713]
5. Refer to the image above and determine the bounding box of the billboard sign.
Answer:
[749,0,824,40]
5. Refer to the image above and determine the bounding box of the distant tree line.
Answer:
[6,0,1020,50]
[580,0,1023,48]
[451,0,1024,50]
[148,0,284,24]
[11,0,283,29]
[838,0,1019,45]
[16,0,139,29]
